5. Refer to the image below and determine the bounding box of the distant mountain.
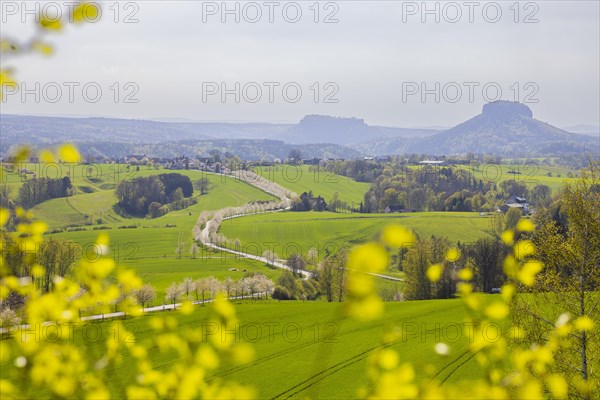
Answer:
[282,114,439,145]
[1,105,597,159]
[353,101,598,157]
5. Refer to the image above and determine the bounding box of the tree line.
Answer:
[18,176,72,209]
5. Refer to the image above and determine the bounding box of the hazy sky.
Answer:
[1,0,599,128]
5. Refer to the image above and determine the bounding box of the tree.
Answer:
[222,277,235,299]
[205,276,222,299]
[287,254,306,276]
[165,282,183,306]
[195,178,210,195]
[133,284,156,310]
[490,211,505,237]
[287,149,302,164]
[319,256,337,302]
[404,236,451,300]
[276,271,300,299]
[0,184,11,209]
[468,238,504,293]
[404,239,433,300]
[37,238,78,292]
[189,243,199,259]
[517,163,600,388]
[194,278,210,304]
[504,207,522,231]
[181,277,195,300]
[262,249,276,265]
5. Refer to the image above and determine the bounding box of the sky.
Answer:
[1,0,599,129]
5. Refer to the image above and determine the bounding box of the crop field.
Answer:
[220,211,494,261]
[252,165,370,206]
[460,162,578,191]
[1,299,486,399]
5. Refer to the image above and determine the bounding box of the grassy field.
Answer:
[253,165,370,206]
[1,299,485,399]
[47,226,285,302]
[220,211,494,261]
[462,162,579,191]
[27,168,276,230]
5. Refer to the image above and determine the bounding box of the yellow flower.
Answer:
[72,2,100,23]
[445,248,461,262]
[501,230,514,246]
[503,255,518,278]
[426,264,442,282]
[517,260,543,286]
[377,349,399,370]
[500,283,515,302]
[0,70,18,101]
[382,225,416,248]
[514,240,535,260]
[39,149,55,163]
[485,301,509,320]
[0,208,8,226]
[574,315,595,331]
[180,301,194,315]
[39,15,63,30]
[517,379,543,400]
[546,374,568,399]
[347,243,388,273]
[345,294,384,321]
[516,218,535,232]
[457,268,473,281]
[59,144,81,163]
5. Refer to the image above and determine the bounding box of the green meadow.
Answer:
[252,165,370,206]
[24,167,276,229]
[460,162,579,191]
[1,299,486,399]
[220,211,494,261]
[48,227,283,302]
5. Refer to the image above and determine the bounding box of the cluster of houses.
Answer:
[502,196,531,214]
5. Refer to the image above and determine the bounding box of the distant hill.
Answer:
[283,114,439,145]
[353,101,599,157]
[0,114,291,145]
[1,105,597,158]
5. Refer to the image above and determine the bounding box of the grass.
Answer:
[1,299,483,399]
[253,165,370,206]
[29,168,276,230]
[48,227,284,302]
[460,162,579,191]
[220,211,494,261]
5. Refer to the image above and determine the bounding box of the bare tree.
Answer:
[133,284,157,310]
